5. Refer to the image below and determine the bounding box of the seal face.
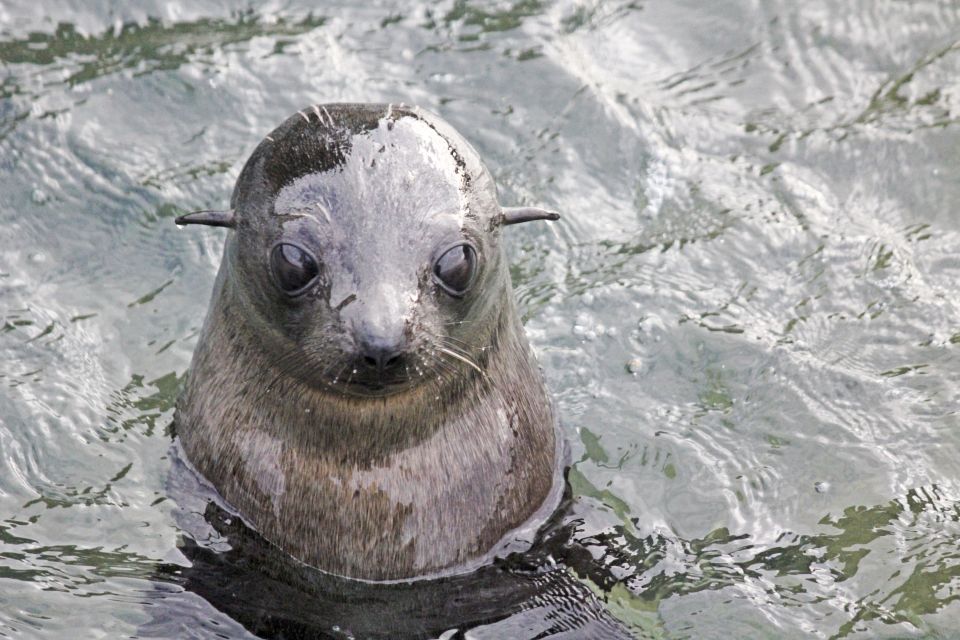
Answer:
[175,103,562,581]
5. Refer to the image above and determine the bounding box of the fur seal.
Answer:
[174,103,563,581]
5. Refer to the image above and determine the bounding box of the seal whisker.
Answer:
[266,351,312,391]
[343,363,358,388]
[421,328,478,352]
[438,334,473,348]
[246,348,299,387]
[425,354,464,391]
[264,365,289,393]
[442,335,491,353]
[437,338,483,363]
[257,345,335,391]
[419,330,490,380]
[427,352,461,378]
[329,360,350,386]
[176,102,560,582]
[436,346,485,377]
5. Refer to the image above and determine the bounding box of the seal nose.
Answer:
[359,339,404,374]
[341,283,410,376]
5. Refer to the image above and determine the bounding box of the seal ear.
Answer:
[500,207,561,226]
[175,209,236,229]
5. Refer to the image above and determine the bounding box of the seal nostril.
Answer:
[359,347,403,373]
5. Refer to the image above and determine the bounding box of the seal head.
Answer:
[175,103,561,580]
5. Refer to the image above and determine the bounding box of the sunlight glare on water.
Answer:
[0,0,959,637]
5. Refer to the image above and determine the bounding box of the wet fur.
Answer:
[175,104,559,581]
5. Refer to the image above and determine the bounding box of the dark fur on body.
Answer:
[175,104,559,581]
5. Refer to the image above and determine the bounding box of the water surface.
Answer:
[1,1,959,637]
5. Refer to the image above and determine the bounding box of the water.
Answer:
[1,1,959,637]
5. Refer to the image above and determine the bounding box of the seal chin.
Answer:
[323,380,416,399]
[317,362,420,398]
[336,380,415,398]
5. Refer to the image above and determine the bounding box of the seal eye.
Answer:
[271,243,319,295]
[433,244,477,296]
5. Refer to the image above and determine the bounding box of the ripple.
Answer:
[1,0,959,637]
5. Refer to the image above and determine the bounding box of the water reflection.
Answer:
[101,372,183,441]
[152,481,634,639]
[1,0,959,637]
[0,14,327,90]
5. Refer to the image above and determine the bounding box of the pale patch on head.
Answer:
[273,116,467,318]
[273,116,464,223]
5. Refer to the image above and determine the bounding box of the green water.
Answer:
[1,1,959,637]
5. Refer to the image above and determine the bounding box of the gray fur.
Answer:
[175,103,560,581]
